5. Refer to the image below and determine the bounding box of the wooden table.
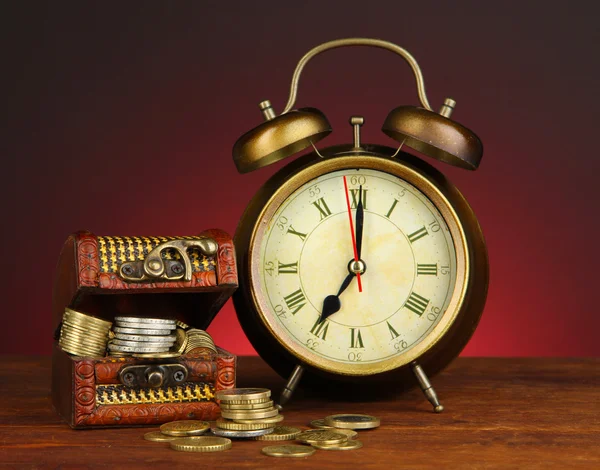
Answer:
[1,357,598,469]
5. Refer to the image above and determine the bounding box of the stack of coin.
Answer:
[108,316,177,357]
[212,388,284,439]
[59,308,112,357]
[184,328,217,354]
[144,420,232,453]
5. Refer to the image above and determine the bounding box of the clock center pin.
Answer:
[348,259,366,275]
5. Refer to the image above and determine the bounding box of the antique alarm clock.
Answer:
[232,38,488,412]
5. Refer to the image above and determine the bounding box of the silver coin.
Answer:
[114,316,176,325]
[107,343,171,353]
[115,321,176,330]
[110,339,176,348]
[114,333,176,342]
[211,427,274,438]
[114,327,176,335]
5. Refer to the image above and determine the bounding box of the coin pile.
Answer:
[212,388,286,439]
[108,316,177,357]
[59,308,112,357]
[184,328,217,354]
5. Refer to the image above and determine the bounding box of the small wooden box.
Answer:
[51,230,237,428]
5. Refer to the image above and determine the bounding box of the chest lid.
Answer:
[52,229,238,336]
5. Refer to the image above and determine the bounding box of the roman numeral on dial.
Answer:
[350,189,368,210]
[387,321,400,340]
[385,199,399,218]
[286,226,307,241]
[404,292,430,316]
[310,319,329,340]
[283,289,306,315]
[278,261,298,274]
[407,226,428,243]
[312,197,332,220]
[350,328,364,348]
[417,263,438,276]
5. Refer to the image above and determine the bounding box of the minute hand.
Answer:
[355,185,364,260]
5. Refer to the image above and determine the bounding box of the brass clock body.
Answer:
[233,144,488,389]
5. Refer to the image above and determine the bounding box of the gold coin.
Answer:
[58,339,105,356]
[64,308,112,327]
[221,407,279,420]
[254,426,302,441]
[160,420,210,436]
[63,315,111,332]
[324,414,380,430]
[312,440,363,451]
[215,418,275,431]
[310,419,333,429]
[176,320,190,330]
[296,429,348,446]
[143,431,179,442]
[61,331,109,347]
[233,414,284,425]
[220,396,271,405]
[216,388,271,402]
[132,351,181,359]
[174,328,188,354]
[261,445,315,458]
[62,314,110,329]
[220,400,274,410]
[170,436,231,452]
[59,339,105,354]
[330,428,358,439]
[61,322,110,339]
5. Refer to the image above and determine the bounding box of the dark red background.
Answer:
[3,2,599,356]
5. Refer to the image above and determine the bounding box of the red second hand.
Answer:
[343,176,363,292]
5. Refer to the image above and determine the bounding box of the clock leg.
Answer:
[279,364,305,407]
[411,362,444,413]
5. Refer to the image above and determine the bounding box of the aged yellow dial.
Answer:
[251,163,466,375]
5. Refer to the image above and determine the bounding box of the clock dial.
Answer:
[254,167,459,372]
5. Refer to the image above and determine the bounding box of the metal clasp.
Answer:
[119,363,188,389]
[119,238,218,282]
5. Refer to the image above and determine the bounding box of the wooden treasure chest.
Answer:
[51,229,237,428]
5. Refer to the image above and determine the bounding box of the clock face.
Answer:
[249,159,468,375]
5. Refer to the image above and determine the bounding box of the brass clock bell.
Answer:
[233,38,482,173]
[232,38,488,412]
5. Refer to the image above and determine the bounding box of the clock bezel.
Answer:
[233,144,488,383]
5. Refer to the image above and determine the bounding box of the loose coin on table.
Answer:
[216,388,271,401]
[296,429,348,446]
[211,427,274,438]
[160,420,210,436]
[310,418,333,429]
[324,414,381,430]
[170,436,232,453]
[143,431,179,442]
[312,440,363,451]
[254,426,302,441]
[329,428,358,439]
[261,445,316,458]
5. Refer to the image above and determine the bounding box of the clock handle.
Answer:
[281,38,433,114]
[411,362,444,413]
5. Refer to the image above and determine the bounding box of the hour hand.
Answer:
[320,272,354,322]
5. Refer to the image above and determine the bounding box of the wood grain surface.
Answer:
[1,356,598,469]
